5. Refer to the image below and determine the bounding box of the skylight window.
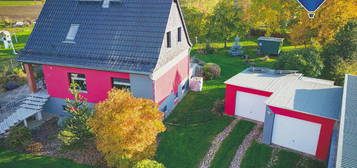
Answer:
[65,24,79,41]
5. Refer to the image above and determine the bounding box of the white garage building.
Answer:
[224,67,342,160]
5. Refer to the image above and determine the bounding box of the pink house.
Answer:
[17,0,192,116]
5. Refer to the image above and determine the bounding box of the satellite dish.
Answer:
[296,0,326,18]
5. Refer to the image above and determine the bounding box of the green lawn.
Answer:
[273,149,326,168]
[0,148,92,168]
[156,44,251,168]
[0,1,42,6]
[210,120,256,168]
[273,149,302,168]
[0,26,33,64]
[240,141,273,168]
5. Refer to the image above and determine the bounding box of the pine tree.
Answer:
[58,82,93,148]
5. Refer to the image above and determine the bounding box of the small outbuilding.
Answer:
[224,67,343,160]
[257,37,284,55]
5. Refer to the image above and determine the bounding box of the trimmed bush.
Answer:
[203,63,221,80]
[5,125,32,149]
[133,159,165,168]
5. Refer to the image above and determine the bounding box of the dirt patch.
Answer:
[0,5,42,20]
[31,118,105,167]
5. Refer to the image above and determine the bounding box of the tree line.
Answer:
[181,0,356,85]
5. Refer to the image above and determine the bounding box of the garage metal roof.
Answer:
[224,68,302,93]
[266,79,342,120]
[336,75,357,168]
[225,68,343,120]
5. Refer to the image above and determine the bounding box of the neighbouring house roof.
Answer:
[17,0,191,74]
[258,37,284,42]
[336,75,357,168]
[225,68,343,120]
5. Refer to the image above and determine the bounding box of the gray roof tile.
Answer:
[337,75,357,168]
[17,0,174,74]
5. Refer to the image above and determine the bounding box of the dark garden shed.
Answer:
[257,37,284,55]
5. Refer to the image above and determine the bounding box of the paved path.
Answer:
[199,119,240,168]
[229,123,262,168]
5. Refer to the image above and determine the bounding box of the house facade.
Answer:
[17,0,192,116]
[224,68,343,160]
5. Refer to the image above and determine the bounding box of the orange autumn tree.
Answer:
[289,0,357,45]
[88,89,166,168]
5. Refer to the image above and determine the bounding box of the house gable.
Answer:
[154,0,191,74]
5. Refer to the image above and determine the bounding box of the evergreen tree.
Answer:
[58,82,93,148]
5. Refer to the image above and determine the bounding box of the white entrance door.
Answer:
[272,114,321,155]
[235,91,267,122]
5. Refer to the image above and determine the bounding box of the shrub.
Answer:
[211,99,225,116]
[3,17,14,27]
[26,142,43,153]
[322,21,357,83]
[203,63,221,80]
[274,48,324,77]
[5,125,32,149]
[330,60,357,85]
[58,82,93,149]
[133,159,165,168]
[88,89,166,168]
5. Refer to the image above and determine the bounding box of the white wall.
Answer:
[155,2,190,71]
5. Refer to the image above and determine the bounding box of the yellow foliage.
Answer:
[333,60,357,85]
[88,89,166,168]
[247,0,300,35]
[289,0,357,45]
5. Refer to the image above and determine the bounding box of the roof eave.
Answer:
[266,104,340,121]
[174,0,192,47]
[17,59,152,76]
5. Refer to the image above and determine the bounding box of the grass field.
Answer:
[0,26,33,65]
[273,149,302,168]
[156,43,251,168]
[0,148,91,168]
[156,40,320,168]
[0,1,42,6]
[273,150,326,168]
[181,0,220,12]
[240,141,273,168]
[210,120,256,168]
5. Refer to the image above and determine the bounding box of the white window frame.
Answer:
[112,78,131,90]
[69,73,87,93]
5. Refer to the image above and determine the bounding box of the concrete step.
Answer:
[0,91,50,134]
